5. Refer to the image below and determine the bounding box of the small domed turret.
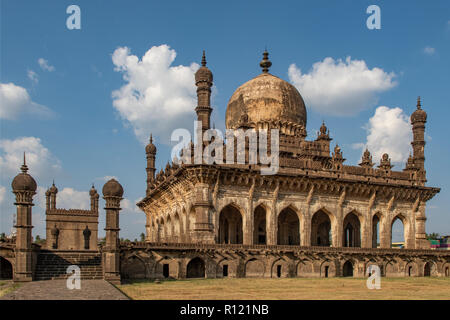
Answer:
[411,96,427,123]
[89,184,98,196]
[195,51,213,85]
[49,181,58,194]
[102,178,124,198]
[145,134,157,154]
[12,153,37,192]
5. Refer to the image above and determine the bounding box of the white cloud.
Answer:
[0,82,53,120]
[38,58,55,72]
[111,44,200,144]
[122,197,143,213]
[288,57,396,115]
[423,46,435,55]
[356,106,412,165]
[55,188,90,210]
[0,136,62,182]
[96,175,118,182]
[27,70,39,84]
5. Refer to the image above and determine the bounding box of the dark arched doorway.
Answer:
[0,257,13,279]
[277,207,300,245]
[186,257,205,278]
[311,210,332,246]
[343,212,361,247]
[343,261,353,277]
[253,205,267,245]
[218,205,243,244]
[424,262,431,277]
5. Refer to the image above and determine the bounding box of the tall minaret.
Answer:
[11,153,37,282]
[145,134,157,195]
[410,96,427,181]
[194,51,213,133]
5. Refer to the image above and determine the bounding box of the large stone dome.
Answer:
[225,72,307,130]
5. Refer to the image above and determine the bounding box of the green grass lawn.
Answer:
[118,277,450,300]
[0,280,20,298]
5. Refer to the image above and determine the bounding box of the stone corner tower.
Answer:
[11,153,37,282]
[102,178,123,284]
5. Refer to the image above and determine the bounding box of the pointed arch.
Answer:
[311,208,333,246]
[342,260,354,277]
[186,257,205,278]
[253,204,268,245]
[271,258,289,278]
[343,210,361,247]
[218,203,244,244]
[372,211,382,248]
[391,213,407,248]
[277,205,300,245]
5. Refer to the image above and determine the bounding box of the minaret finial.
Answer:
[417,96,421,109]
[20,152,28,173]
[201,50,206,67]
[260,49,272,73]
[150,133,153,144]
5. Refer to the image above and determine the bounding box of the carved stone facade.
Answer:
[45,183,99,251]
[133,51,446,279]
[1,51,448,284]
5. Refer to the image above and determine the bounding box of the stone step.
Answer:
[35,252,103,280]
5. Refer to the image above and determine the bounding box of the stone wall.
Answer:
[119,243,450,280]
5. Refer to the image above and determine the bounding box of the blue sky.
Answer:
[1,0,449,240]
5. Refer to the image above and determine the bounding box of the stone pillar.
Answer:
[244,204,253,245]
[334,213,343,248]
[379,214,391,248]
[415,203,428,249]
[191,183,214,243]
[361,215,371,248]
[12,155,37,282]
[102,178,123,285]
[301,212,311,247]
[267,208,277,245]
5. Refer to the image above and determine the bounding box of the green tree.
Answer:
[0,232,6,240]
[426,233,440,240]
[140,232,145,241]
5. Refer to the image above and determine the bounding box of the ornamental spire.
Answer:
[21,152,28,174]
[260,50,272,73]
[417,96,421,110]
[201,50,206,67]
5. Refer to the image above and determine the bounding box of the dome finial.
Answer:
[201,50,206,67]
[150,133,153,144]
[260,49,272,73]
[417,96,421,109]
[20,152,28,174]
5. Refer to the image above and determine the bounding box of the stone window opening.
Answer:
[163,264,169,278]
[276,265,282,278]
[223,264,228,277]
